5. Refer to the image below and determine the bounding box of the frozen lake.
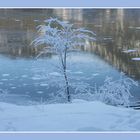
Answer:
[0,9,140,105]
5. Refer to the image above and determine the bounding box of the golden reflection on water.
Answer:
[0,9,140,79]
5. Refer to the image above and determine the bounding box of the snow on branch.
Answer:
[32,17,96,55]
[31,18,96,102]
[94,76,138,106]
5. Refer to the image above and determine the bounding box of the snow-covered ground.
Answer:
[0,99,140,131]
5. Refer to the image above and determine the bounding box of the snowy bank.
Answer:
[0,100,140,131]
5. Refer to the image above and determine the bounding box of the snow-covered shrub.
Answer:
[32,17,96,102]
[94,76,138,106]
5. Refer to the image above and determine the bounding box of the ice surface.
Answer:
[1,79,8,81]
[0,82,3,85]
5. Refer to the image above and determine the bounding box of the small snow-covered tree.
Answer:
[94,76,138,106]
[32,18,96,102]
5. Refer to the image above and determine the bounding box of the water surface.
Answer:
[0,9,140,105]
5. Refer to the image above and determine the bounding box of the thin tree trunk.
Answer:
[60,48,71,102]
[63,69,71,102]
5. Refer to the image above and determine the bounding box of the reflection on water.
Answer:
[0,9,140,104]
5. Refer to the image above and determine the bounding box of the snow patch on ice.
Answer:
[122,49,137,53]
[23,83,28,86]
[128,26,140,30]
[2,74,10,77]
[73,71,83,74]
[31,77,41,80]
[15,19,20,22]
[92,73,99,76]
[37,91,44,94]
[103,37,113,40]
[40,83,48,87]
[132,58,140,61]
[49,72,62,76]
[34,19,39,22]
[11,87,16,89]
[21,75,28,78]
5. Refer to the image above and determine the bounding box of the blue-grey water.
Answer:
[0,9,140,105]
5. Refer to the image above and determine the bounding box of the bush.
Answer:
[94,76,138,106]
